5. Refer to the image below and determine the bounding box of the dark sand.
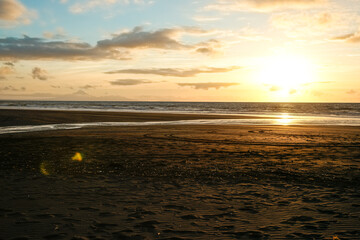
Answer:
[0,110,359,239]
[0,109,268,127]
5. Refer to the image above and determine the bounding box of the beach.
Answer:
[0,110,359,239]
[0,109,266,127]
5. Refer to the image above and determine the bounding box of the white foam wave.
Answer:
[1,117,360,135]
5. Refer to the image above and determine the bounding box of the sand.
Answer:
[0,109,269,127]
[0,110,359,239]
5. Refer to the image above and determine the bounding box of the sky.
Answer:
[0,0,359,102]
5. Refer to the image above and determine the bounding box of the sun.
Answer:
[257,54,315,95]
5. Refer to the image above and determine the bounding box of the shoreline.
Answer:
[0,108,273,127]
[2,109,360,136]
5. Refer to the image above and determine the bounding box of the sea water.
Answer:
[1,101,360,134]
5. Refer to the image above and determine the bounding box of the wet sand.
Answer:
[0,110,359,239]
[0,109,267,127]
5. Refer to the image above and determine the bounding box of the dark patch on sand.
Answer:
[0,114,359,239]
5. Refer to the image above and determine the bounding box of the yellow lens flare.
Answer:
[72,152,83,161]
[40,162,50,176]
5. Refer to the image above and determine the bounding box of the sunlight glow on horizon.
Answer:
[257,54,315,91]
[0,0,359,102]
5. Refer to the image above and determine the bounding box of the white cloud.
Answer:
[271,11,332,37]
[69,0,152,14]
[178,82,239,90]
[110,79,154,85]
[193,15,221,22]
[271,10,360,38]
[43,28,67,40]
[207,0,327,12]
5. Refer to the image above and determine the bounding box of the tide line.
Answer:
[1,117,360,135]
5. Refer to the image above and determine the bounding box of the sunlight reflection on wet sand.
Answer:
[2,116,360,135]
[275,113,294,125]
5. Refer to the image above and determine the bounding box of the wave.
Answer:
[1,117,360,135]
[1,101,360,118]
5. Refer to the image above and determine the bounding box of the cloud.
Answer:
[269,85,281,91]
[193,16,221,22]
[69,0,152,14]
[0,65,14,75]
[267,85,297,94]
[73,89,88,95]
[69,0,117,14]
[32,67,48,80]
[0,85,25,91]
[178,82,238,90]
[245,0,326,10]
[105,66,241,77]
[80,84,97,89]
[271,11,360,39]
[110,79,154,85]
[0,90,132,101]
[0,26,218,61]
[43,28,67,40]
[311,90,324,96]
[0,35,128,60]
[289,89,297,94]
[347,89,357,95]
[207,0,326,12]
[0,62,15,79]
[195,47,213,54]
[0,0,36,27]
[98,26,186,50]
[97,26,214,50]
[332,31,360,43]
[303,81,333,86]
[3,61,15,66]
[194,39,222,55]
[0,0,25,20]
[271,12,332,34]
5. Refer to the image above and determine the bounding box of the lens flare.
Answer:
[40,162,50,175]
[72,152,83,161]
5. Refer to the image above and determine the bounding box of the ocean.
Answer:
[1,101,360,134]
[1,100,360,117]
